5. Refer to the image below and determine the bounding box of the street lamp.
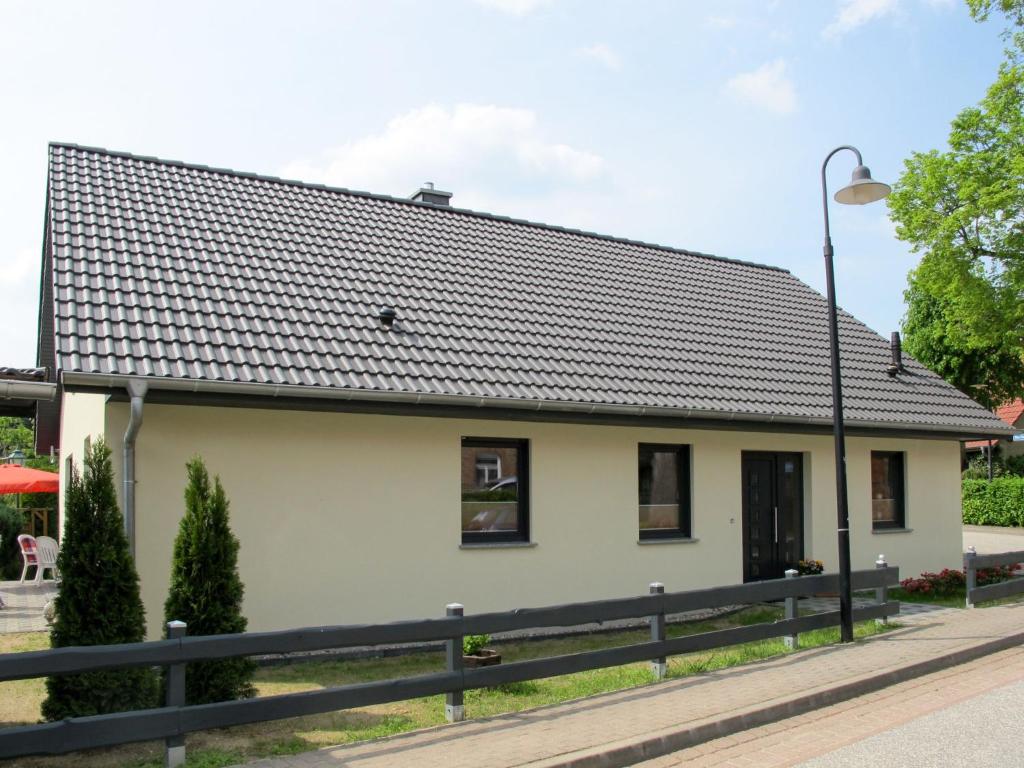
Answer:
[820,145,890,643]
[5,450,26,467]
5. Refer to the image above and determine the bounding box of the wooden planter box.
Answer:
[463,649,502,668]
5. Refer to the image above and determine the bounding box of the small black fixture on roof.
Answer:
[410,182,453,207]
[378,306,398,329]
[887,331,905,377]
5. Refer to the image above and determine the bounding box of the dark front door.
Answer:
[742,452,804,582]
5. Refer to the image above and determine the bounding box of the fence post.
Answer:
[874,554,889,626]
[649,582,666,680]
[445,603,465,723]
[964,547,977,609]
[165,620,187,768]
[783,569,799,649]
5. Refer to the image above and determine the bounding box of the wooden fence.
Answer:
[964,548,1024,607]
[0,566,900,764]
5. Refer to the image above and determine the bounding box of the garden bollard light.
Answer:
[783,570,799,649]
[165,620,187,768]
[445,603,465,722]
[875,555,889,626]
[965,547,977,609]
[649,582,666,680]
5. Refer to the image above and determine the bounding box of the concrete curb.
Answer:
[527,628,1024,768]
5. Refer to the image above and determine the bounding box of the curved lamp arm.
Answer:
[820,145,863,241]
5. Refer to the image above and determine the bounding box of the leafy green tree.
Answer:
[889,9,1024,408]
[164,457,255,704]
[42,439,158,720]
[0,416,32,457]
[967,0,1024,28]
[901,284,1024,408]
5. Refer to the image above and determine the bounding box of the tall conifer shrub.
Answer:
[42,439,158,720]
[164,457,255,704]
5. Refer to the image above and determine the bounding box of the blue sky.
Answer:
[0,0,1009,366]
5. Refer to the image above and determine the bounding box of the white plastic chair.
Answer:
[34,536,60,584]
[17,534,38,583]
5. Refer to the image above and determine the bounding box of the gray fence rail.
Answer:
[964,548,1024,607]
[0,567,899,763]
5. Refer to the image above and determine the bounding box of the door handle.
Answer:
[773,506,778,544]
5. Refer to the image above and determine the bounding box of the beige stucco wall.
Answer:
[56,392,109,532]
[86,401,962,638]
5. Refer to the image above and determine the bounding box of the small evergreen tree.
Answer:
[42,439,158,720]
[164,457,255,704]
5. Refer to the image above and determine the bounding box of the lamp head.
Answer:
[834,164,891,205]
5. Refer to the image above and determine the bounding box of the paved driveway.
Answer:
[963,524,1024,555]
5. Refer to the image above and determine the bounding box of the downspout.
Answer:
[123,380,148,558]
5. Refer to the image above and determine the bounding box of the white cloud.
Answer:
[705,15,739,29]
[724,59,797,115]
[0,248,40,366]
[281,104,605,203]
[822,0,900,40]
[471,0,554,14]
[576,43,622,71]
[0,248,36,287]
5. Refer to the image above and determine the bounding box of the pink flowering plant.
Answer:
[899,566,1016,597]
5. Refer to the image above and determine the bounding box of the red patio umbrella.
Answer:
[0,464,59,494]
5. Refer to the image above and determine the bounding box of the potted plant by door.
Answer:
[462,634,501,667]
[798,559,824,576]
[796,559,833,597]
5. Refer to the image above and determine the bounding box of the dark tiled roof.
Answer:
[43,143,1011,435]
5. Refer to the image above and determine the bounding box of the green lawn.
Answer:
[1,607,895,768]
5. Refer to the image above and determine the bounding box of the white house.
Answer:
[36,144,1012,637]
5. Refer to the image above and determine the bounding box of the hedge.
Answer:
[962,477,1024,527]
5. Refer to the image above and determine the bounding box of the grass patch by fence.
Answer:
[0,607,894,768]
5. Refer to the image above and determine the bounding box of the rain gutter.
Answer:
[0,380,57,402]
[60,372,1016,440]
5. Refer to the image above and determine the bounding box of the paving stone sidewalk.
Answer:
[0,580,56,633]
[237,602,1024,768]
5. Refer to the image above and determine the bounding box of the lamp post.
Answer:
[5,450,26,467]
[820,145,890,643]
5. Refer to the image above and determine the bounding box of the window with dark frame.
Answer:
[638,443,691,539]
[871,451,905,529]
[461,438,529,543]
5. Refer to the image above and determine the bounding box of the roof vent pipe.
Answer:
[887,332,904,377]
[123,379,148,558]
[378,306,398,329]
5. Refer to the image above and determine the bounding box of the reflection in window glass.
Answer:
[871,451,905,529]
[638,444,691,538]
[461,439,528,542]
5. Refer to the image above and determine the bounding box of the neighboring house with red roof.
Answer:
[35,144,1014,637]
[965,399,1024,457]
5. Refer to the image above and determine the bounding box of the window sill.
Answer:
[638,537,700,546]
[872,527,913,535]
[459,541,537,550]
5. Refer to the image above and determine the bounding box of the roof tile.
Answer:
[45,144,1010,435]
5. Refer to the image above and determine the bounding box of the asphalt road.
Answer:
[796,679,1024,768]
